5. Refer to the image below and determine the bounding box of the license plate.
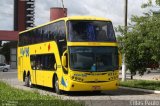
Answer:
[92,86,101,90]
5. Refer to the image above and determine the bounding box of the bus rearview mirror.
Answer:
[62,55,67,67]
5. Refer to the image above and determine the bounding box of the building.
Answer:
[0,0,35,68]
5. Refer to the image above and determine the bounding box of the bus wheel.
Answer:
[28,75,33,88]
[55,77,62,95]
[24,75,29,87]
[25,75,32,88]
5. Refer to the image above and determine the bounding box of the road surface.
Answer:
[1,70,160,106]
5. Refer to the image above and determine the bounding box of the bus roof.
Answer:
[65,16,111,21]
[19,16,111,34]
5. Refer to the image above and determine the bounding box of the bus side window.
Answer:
[36,55,42,70]
[30,55,36,70]
[31,54,56,71]
[30,30,35,44]
[41,29,45,42]
[28,32,31,44]
[23,33,28,45]
[59,21,67,55]
[19,33,23,46]
[48,54,56,70]
[34,29,39,43]
[39,28,43,42]
[59,21,66,40]
[43,25,49,42]
[54,23,59,41]
[37,29,41,43]
[48,23,55,40]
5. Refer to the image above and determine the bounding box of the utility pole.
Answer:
[61,0,67,17]
[124,0,128,27]
[122,0,128,81]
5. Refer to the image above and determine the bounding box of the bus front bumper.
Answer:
[65,80,119,91]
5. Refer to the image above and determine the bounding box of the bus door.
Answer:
[30,55,36,85]
[35,55,44,86]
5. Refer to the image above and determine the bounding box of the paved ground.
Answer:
[1,69,160,106]
[119,70,160,80]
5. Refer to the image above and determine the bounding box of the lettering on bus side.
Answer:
[85,73,107,76]
[20,47,30,57]
[73,73,107,77]
[73,74,87,77]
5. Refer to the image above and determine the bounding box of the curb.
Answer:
[119,86,160,94]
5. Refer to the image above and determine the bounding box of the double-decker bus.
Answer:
[18,16,121,94]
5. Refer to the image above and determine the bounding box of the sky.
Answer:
[0,0,149,30]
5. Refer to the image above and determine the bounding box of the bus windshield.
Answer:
[69,47,118,72]
[68,20,116,42]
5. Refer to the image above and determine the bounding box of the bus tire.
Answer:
[24,75,29,87]
[54,77,62,95]
[28,75,33,88]
[23,72,26,82]
[24,74,33,88]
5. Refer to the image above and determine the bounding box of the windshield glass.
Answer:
[69,47,118,72]
[68,20,116,42]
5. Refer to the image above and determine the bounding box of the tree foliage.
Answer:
[117,0,160,76]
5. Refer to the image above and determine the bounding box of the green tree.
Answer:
[117,0,160,78]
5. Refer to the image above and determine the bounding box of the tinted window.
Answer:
[30,30,34,44]
[18,21,66,46]
[48,24,55,40]
[30,54,56,70]
[58,21,66,41]
[23,33,28,45]
[19,33,23,46]
[69,47,118,72]
[48,21,66,41]
[34,29,39,43]
[68,21,116,42]
[21,33,25,46]
[43,25,48,42]
[57,21,67,55]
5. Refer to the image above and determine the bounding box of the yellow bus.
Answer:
[18,16,121,94]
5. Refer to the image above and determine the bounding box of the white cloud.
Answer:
[0,0,13,30]
[0,0,149,30]
[35,0,149,27]
[34,0,50,25]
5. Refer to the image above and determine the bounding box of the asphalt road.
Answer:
[1,70,160,106]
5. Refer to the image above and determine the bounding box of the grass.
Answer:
[0,81,83,106]
[119,80,160,90]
